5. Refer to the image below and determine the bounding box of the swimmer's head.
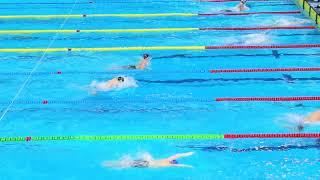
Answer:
[169,160,178,164]
[296,124,304,132]
[240,0,246,4]
[117,76,124,82]
[143,54,150,59]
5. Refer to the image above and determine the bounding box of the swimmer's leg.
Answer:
[89,89,97,95]
[276,114,305,132]
[89,81,98,95]
[109,65,136,71]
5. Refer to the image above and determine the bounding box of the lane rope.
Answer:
[205,44,320,49]
[224,133,320,138]
[210,67,320,73]
[2,67,320,76]
[199,11,300,16]
[0,133,319,142]
[0,26,315,34]
[0,98,213,105]
[199,26,315,31]
[0,11,300,19]
[1,44,320,53]
[1,96,320,105]
[216,96,320,102]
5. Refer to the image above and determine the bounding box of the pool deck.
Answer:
[307,0,320,14]
[296,0,320,25]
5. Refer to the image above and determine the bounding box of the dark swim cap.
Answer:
[170,160,178,164]
[117,76,124,82]
[297,124,304,131]
[143,54,150,59]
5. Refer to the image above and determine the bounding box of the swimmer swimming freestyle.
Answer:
[111,54,152,70]
[236,0,249,11]
[222,0,249,12]
[280,110,320,132]
[103,152,194,168]
[89,76,137,94]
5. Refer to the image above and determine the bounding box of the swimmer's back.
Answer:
[305,111,320,122]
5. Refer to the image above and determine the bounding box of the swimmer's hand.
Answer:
[167,152,195,160]
[107,66,123,71]
[183,152,195,156]
[171,164,193,168]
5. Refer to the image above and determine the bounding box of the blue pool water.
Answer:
[1,0,320,179]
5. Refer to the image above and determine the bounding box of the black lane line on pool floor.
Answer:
[153,52,320,60]
[2,33,320,41]
[1,51,320,62]
[0,107,217,113]
[1,76,320,85]
[272,50,281,59]
[137,77,320,84]
[177,142,320,152]
[0,103,317,113]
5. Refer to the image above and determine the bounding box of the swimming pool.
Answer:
[1,0,320,179]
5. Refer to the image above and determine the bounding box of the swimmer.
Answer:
[235,0,249,11]
[221,0,249,12]
[281,111,320,132]
[97,76,125,89]
[111,54,152,70]
[292,111,320,131]
[89,76,137,94]
[103,152,194,168]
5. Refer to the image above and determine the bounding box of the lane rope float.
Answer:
[2,67,320,75]
[216,96,320,102]
[0,11,300,19]
[0,26,315,34]
[0,133,319,142]
[1,96,320,105]
[1,44,320,53]
[198,11,300,16]
[210,67,320,73]
[0,98,213,105]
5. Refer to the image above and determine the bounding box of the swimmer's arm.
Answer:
[136,58,145,68]
[170,164,193,168]
[137,57,151,69]
[167,152,195,160]
[105,79,117,88]
[101,161,118,168]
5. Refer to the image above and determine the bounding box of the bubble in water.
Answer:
[275,113,305,131]
[263,17,311,26]
[242,33,270,45]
